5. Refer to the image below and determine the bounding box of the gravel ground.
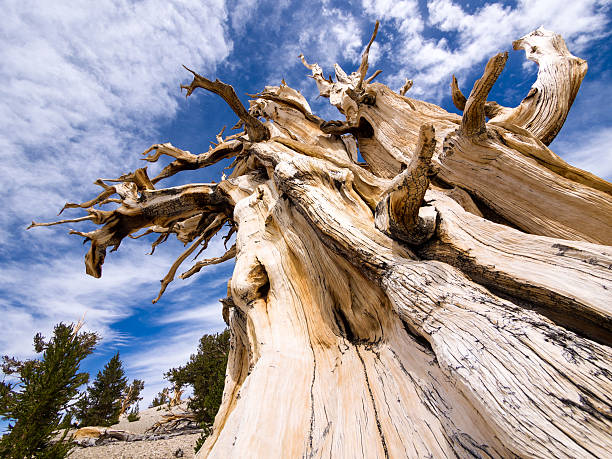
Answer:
[68,433,199,458]
[112,403,192,435]
[68,403,201,458]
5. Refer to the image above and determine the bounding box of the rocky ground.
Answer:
[68,432,199,459]
[68,403,202,459]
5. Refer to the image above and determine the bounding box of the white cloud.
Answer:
[360,0,610,99]
[553,127,612,181]
[229,0,259,33]
[0,0,232,232]
[0,224,233,359]
[156,302,225,326]
[0,243,172,356]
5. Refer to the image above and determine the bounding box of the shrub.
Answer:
[127,406,140,422]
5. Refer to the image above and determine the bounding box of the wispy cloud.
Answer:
[554,127,612,181]
[360,0,611,99]
[0,0,232,230]
[156,302,225,326]
[0,242,175,355]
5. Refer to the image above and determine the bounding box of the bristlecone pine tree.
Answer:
[77,352,128,427]
[149,387,171,408]
[166,329,230,426]
[0,322,98,458]
[119,378,144,417]
[29,23,612,458]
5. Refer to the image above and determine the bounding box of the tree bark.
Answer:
[30,24,612,458]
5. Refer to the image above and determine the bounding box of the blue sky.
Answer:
[1,0,611,416]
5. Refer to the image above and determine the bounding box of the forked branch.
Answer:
[450,75,506,119]
[357,20,380,91]
[181,66,270,143]
[451,28,587,145]
[142,140,243,184]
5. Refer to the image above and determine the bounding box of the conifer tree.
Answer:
[166,329,230,426]
[149,387,170,408]
[0,322,98,458]
[79,352,127,427]
[119,378,144,416]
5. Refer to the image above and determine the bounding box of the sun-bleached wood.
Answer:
[30,23,612,459]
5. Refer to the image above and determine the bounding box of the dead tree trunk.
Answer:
[30,24,612,458]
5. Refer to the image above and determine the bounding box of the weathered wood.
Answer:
[420,190,612,344]
[453,28,588,146]
[375,124,438,245]
[181,67,269,143]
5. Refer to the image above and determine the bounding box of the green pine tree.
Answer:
[149,387,170,408]
[79,352,127,427]
[165,329,230,452]
[126,406,140,422]
[0,322,99,458]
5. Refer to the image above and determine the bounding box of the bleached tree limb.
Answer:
[420,190,612,344]
[375,124,438,244]
[356,20,379,91]
[461,52,508,137]
[497,27,588,145]
[450,74,507,119]
[451,28,588,145]
[399,78,413,96]
[181,66,270,143]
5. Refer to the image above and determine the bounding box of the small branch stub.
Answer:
[375,124,438,245]
[461,52,508,137]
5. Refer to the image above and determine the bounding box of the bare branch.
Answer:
[451,74,508,118]
[142,140,243,184]
[181,66,269,142]
[399,79,413,96]
[153,232,207,304]
[153,212,227,303]
[450,75,466,110]
[27,215,96,229]
[248,85,323,124]
[58,182,139,215]
[102,167,155,191]
[375,124,438,244]
[299,53,332,98]
[461,52,508,137]
[181,243,236,279]
[356,20,380,91]
[141,143,195,163]
[365,69,382,84]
